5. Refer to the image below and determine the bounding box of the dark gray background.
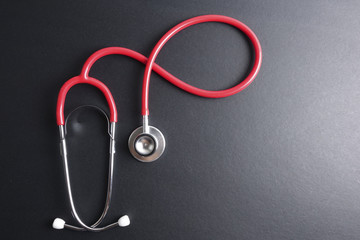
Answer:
[1,0,360,239]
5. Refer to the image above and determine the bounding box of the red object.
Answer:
[142,15,262,115]
[56,76,117,125]
[57,15,262,124]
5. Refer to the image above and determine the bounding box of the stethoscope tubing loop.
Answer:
[56,76,117,125]
[76,14,262,118]
[142,14,262,115]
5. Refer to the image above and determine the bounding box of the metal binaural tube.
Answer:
[58,123,120,232]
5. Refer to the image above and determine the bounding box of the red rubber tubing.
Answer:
[142,14,262,115]
[56,76,117,125]
[57,15,262,124]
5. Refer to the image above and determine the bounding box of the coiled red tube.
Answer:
[57,15,262,125]
[141,14,262,115]
[56,76,117,125]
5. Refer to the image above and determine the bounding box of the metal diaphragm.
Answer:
[128,126,165,162]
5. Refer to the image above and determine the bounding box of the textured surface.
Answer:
[1,0,360,239]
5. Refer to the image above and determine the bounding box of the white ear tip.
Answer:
[118,215,130,227]
[52,218,65,229]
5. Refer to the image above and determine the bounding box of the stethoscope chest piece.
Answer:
[128,126,165,162]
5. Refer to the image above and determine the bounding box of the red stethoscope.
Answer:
[53,15,262,232]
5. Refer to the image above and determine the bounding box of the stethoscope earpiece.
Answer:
[128,118,166,162]
[52,215,130,230]
[52,218,66,230]
[118,215,131,227]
